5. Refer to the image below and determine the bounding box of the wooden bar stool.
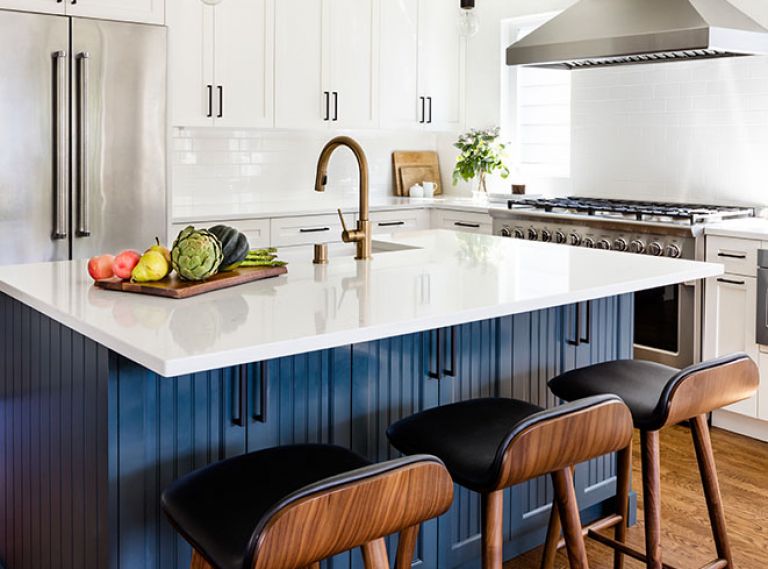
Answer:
[386,394,634,569]
[161,444,454,569]
[546,353,759,569]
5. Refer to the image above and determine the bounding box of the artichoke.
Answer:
[171,226,223,281]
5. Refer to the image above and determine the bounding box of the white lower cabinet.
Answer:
[703,274,759,417]
[430,209,492,235]
[170,219,270,250]
[270,214,343,248]
[369,209,429,235]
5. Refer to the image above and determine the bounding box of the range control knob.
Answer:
[583,237,595,249]
[612,238,628,252]
[554,231,566,244]
[541,229,552,242]
[629,239,646,254]
[648,242,664,256]
[500,226,512,238]
[527,228,539,241]
[596,239,611,250]
[513,227,525,239]
[569,233,583,247]
[666,244,682,258]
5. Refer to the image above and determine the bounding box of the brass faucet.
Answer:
[314,136,372,260]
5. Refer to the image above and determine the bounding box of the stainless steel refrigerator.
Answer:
[0,10,166,265]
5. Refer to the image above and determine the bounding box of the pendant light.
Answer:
[458,0,479,39]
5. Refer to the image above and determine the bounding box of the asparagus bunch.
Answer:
[240,248,288,268]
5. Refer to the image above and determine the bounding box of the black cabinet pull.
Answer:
[567,301,592,346]
[252,361,269,423]
[323,91,330,121]
[420,97,425,124]
[428,329,442,380]
[427,96,433,124]
[717,277,746,286]
[332,91,338,121]
[568,303,582,346]
[377,221,406,227]
[217,85,223,118]
[717,252,747,259]
[443,326,457,377]
[454,222,480,229]
[581,301,591,344]
[299,227,331,233]
[206,85,213,118]
[232,365,247,427]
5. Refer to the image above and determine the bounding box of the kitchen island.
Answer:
[0,230,722,569]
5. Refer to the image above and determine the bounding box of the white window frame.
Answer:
[501,13,571,179]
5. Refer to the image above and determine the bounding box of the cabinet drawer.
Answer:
[170,219,271,249]
[270,214,343,247]
[370,209,429,234]
[706,236,760,277]
[431,209,492,234]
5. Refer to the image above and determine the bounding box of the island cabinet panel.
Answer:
[0,292,633,569]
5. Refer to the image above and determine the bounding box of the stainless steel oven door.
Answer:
[634,281,697,369]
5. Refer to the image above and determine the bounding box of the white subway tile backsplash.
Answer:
[572,55,768,205]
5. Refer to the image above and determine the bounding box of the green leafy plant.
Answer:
[452,127,510,193]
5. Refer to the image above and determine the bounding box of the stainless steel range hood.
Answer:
[506,0,768,69]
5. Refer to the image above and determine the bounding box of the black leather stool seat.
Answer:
[162,444,372,569]
[386,396,620,493]
[548,354,750,431]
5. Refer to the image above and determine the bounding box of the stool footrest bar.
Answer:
[554,513,624,550]
[699,560,728,569]
[586,529,679,569]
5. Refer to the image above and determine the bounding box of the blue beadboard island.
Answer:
[0,230,722,569]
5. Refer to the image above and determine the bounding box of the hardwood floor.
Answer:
[506,425,768,569]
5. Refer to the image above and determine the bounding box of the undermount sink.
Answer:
[327,240,421,258]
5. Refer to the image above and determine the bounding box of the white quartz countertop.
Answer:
[172,196,506,223]
[0,230,723,377]
[704,218,768,241]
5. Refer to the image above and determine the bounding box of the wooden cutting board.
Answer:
[399,165,441,196]
[392,151,442,196]
[95,265,288,299]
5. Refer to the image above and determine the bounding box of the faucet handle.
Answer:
[337,208,350,234]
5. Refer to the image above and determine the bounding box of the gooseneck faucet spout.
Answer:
[314,136,372,260]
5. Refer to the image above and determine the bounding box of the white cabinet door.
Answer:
[67,0,164,24]
[274,0,327,129]
[168,1,214,127]
[431,210,492,234]
[328,0,378,129]
[0,0,64,14]
[214,0,274,128]
[379,0,421,129]
[703,275,759,417]
[418,0,465,132]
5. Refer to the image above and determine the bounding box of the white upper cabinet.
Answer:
[419,0,465,131]
[168,0,274,127]
[380,0,465,131]
[0,0,163,22]
[379,0,420,129]
[275,0,379,129]
[0,0,65,15]
[67,0,164,24]
[168,1,214,127]
[214,0,274,128]
[274,0,326,130]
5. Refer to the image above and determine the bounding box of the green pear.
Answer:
[131,250,170,283]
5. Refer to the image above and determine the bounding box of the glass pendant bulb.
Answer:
[458,0,479,38]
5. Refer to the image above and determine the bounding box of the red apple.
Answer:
[113,250,141,280]
[88,254,115,281]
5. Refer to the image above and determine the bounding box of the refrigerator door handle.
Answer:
[53,50,68,240]
[76,52,91,237]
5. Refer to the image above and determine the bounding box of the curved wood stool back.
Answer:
[543,355,760,569]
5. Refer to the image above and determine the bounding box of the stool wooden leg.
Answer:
[362,538,390,569]
[395,525,420,569]
[482,490,504,569]
[540,503,562,569]
[691,414,734,567]
[551,466,589,569]
[190,550,214,569]
[640,430,663,569]
[614,441,632,569]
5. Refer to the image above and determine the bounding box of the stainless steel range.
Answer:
[492,197,755,368]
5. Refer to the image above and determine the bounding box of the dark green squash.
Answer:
[208,225,250,271]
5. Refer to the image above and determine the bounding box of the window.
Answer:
[502,15,571,178]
